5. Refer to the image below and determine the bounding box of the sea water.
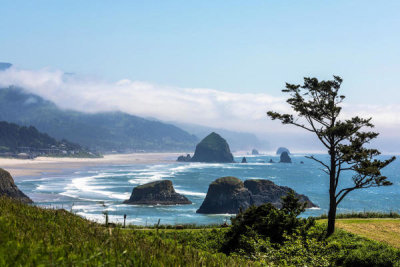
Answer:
[16,154,400,226]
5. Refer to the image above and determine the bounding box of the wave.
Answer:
[174,188,206,197]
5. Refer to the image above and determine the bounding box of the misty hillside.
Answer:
[0,87,198,152]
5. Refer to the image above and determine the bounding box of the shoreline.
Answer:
[0,153,183,180]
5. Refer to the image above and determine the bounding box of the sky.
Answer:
[1,1,400,152]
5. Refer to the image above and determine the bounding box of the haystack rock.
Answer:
[241,157,247,163]
[123,180,192,205]
[251,149,259,155]
[276,147,290,155]
[280,151,292,163]
[196,177,316,214]
[190,132,234,163]
[0,168,32,203]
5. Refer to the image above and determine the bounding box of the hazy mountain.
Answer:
[0,62,12,71]
[172,122,269,152]
[0,87,198,152]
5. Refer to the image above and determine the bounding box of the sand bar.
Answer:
[0,153,182,179]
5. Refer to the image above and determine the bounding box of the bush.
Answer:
[221,190,315,254]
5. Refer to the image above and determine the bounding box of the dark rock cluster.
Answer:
[124,180,192,205]
[196,177,316,214]
[280,151,292,163]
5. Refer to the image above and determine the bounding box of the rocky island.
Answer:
[276,147,290,155]
[177,132,235,163]
[123,180,192,205]
[251,149,259,155]
[0,168,33,203]
[280,151,292,163]
[197,177,316,214]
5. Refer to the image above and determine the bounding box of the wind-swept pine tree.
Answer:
[267,76,395,236]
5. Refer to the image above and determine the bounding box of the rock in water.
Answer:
[269,159,274,163]
[280,151,292,163]
[177,154,191,162]
[197,177,316,214]
[0,168,33,203]
[251,149,259,155]
[243,179,316,209]
[276,147,290,155]
[123,180,192,205]
[241,157,247,163]
[196,177,252,214]
[190,132,234,163]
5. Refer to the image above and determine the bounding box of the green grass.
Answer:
[1,196,400,266]
[315,211,400,219]
[0,196,253,266]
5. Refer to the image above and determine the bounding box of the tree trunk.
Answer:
[327,197,336,236]
[327,147,337,237]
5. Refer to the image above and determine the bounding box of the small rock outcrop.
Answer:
[269,159,274,163]
[123,180,192,205]
[177,154,191,162]
[196,177,252,214]
[0,168,33,203]
[190,132,234,163]
[251,149,259,155]
[276,147,290,155]
[197,177,316,214]
[241,157,247,163]
[280,151,292,163]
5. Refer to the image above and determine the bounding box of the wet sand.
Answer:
[0,153,182,179]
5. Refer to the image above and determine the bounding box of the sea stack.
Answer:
[241,157,247,163]
[123,180,192,205]
[0,168,33,203]
[196,177,252,214]
[197,177,316,214]
[276,147,290,155]
[177,154,191,162]
[190,132,234,163]
[251,149,259,155]
[280,151,292,163]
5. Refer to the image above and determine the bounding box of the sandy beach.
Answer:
[0,153,182,179]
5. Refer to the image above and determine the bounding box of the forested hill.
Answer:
[0,87,198,152]
[0,121,97,157]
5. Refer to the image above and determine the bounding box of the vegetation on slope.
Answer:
[0,121,98,158]
[0,87,198,152]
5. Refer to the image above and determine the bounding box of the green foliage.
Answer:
[0,196,252,266]
[222,191,315,254]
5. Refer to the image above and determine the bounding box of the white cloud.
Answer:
[0,66,399,151]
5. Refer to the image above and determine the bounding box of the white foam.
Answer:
[175,188,206,197]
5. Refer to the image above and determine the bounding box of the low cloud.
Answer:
[0,66,399,152]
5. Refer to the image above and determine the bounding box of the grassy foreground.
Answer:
[0,197,249,266]
[1,196,400,266]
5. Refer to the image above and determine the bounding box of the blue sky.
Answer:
[1,1,400,104]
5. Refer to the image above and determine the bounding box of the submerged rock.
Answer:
[177,154,191,162]
[280,151,292,163]
[197,177,316,214]
[241,157,247,163]
[276,147,290,155]
[123,180,192,205]
[190,132,234,163]
[0,168,32,203]
[251,149,259,155]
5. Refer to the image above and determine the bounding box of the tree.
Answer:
[267,76,395,236]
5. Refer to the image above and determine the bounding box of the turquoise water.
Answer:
[17,154,400,226]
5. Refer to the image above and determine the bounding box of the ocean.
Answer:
[16,153,400,226]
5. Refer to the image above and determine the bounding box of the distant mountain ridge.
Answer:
[0,87,198,152]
